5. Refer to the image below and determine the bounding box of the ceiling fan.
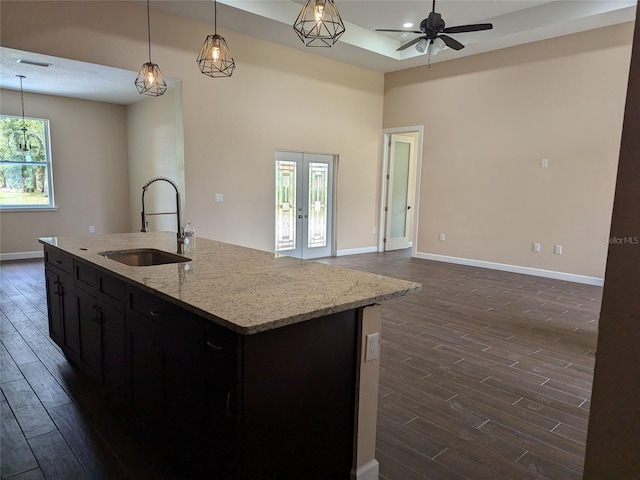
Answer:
[376,0,493,53]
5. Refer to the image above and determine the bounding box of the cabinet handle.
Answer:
[53,280,60,296]
[92,306,103,325]
[54,260,62,265]
[226,392,232,419]
[206,341,223,351]
[149,310,162,318]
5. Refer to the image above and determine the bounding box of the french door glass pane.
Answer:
[307,162,328,248]
[390,141,410,238]
[275,160,297,251]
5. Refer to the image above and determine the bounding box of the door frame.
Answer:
[378,126,424,256]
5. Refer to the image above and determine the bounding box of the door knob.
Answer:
[407,206,411,210]
[298,215,303,219]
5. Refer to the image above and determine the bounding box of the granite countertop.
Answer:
[39,232,421,334]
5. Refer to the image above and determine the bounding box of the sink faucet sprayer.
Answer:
[140,176,186,254]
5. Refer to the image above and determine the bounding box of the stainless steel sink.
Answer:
[98,248,191,266]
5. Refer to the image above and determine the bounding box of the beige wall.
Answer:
[384,23,633,279]
[127,85,185,233]
[0,1,384,253]
[0,89,130,254]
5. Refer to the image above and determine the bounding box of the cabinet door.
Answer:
[99,298,127,401]
[163,312,204,443]
[127,308,165,427]
[76,287,100,378]
[203,322,238,477]
[44,268,63,347]
[60,273,80,360]
[127,288,205,439]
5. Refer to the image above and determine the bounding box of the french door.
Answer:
[275,151,334,259]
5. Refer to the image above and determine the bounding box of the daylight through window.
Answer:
[0,115,54,209]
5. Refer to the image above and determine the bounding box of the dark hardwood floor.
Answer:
[1,251,601,479]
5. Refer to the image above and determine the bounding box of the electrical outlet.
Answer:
[533,242,541,252]
[372,227,376,235]
[439,233,446,241]
[214,193,223,203]
[554,245,563,255]
[541,158,549,168]
[89,226,95,234]
[365,332,379,362]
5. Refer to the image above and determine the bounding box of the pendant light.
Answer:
[197,0,236,78]
[16,75,31,152]
[293,0,345,47]
[135,0,167,96]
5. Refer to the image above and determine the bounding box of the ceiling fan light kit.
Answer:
[135,0,167,96]
[293,0,346,47]
[376,0,492,55]
[197,0,235,78]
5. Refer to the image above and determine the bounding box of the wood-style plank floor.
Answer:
[1,252,601,479]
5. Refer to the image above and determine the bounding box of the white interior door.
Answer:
[275,151,334,259]
[384,134,414,251]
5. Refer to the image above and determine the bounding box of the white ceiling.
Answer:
[0,0,636,105]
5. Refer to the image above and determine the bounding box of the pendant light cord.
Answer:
[147,0,152,62]
[19,76,26,122]
[214,0,217,34]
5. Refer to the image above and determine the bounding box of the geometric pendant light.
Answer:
[293,0,346,47]
[16,75,32,152]
[197,0,236,78]
[135,0,168,96]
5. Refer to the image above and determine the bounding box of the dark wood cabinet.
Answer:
[44,250,128,406]
[43,246,360,479]
[98,297,127,400]
[202,321,239,477]
[126,286,205,440]
[44,267,64,345]
[75,286,100,374]
[44,250,75,352]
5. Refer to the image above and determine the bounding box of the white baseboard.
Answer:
[351,459,379,480]
[337,246,378,256]
[0,251,44,262]
[416,252,604,286]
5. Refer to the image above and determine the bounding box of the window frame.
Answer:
[0,114,56,211]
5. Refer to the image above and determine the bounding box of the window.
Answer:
[0,115,54,209]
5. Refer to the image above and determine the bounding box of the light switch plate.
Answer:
[214,193,223,203]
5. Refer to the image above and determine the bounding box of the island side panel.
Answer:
[353,304,382,480]
[239,309,358,479]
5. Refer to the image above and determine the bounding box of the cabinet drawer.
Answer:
[74,260,97,294]
[45,247,72,274]
[127,286,181,321]
[99,275,125,311]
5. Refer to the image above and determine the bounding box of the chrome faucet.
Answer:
[140,176,185,254]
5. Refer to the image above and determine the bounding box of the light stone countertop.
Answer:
[39,232,421,335]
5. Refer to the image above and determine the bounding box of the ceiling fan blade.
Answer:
[439,34,464,51]
[376,29,423,34]
[443,23,493,34]
[396,36,425,51]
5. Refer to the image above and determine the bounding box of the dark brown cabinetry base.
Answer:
[43,246,359,479]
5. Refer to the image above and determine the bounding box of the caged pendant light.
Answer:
[135,0,167,96]
[16,75,31,152]
[197,0,236,78]
[293,0,345,47]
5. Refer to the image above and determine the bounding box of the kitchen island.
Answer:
[40,232,420,479]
